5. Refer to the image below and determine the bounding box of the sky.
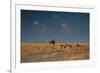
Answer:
[21,10,89,42]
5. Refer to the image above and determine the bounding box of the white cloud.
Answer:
[33,21,39,26]
[62,24,68,28]
[42,24,47,28]
[62,23,71,32]
[53,15,59,18]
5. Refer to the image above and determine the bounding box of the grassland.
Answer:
[21,42,89,63]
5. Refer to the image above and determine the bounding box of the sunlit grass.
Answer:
[21,42,89,63]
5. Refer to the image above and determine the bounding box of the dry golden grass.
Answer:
[21,42,89,63]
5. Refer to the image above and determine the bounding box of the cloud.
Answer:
[41,24,49,32]
[61,21,72,33]
[62,23,69,29]
[53,15,59,18]
[62,24,68,28]
[33,21,49,32]
[42,24,47,28]
[32,20,40,31]
[33,21,39,26]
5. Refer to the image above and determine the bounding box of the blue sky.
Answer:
[21,10,89,42]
